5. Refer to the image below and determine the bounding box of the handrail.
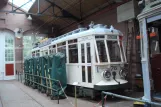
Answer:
[24,72,61,104]
[101,91,161,107]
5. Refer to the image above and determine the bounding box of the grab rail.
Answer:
[101,91,161,107]
[24,72,61,104]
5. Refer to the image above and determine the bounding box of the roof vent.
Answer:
[89,21,95,29]
[93,24,105,29]
[110,25,114,32]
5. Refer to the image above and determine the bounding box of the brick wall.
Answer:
[0,3,45,73]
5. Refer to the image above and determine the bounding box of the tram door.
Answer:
[149,26,161,92]
[79,40,93,88]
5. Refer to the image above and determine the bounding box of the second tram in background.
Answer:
[32,23,128,98]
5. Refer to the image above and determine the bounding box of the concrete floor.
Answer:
[0,80,142,107]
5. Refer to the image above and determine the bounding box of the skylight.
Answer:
[9,0,36,12]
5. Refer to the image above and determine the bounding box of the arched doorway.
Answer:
[0,29,15,80]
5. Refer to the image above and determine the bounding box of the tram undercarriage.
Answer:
[66,81,129,99]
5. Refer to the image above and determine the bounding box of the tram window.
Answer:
[119,40,125,61]
[68,39,77,44]
[81,44,85,63]
[96,41,108,62]
[32,52,35,57]
[36,51,40,56]
[53,45,56,48]
[69,44,78,63]
[95,51,98,62]
[57,42,66,47]
[82,66,86,82]
[58,46,66,55]
[37,53,40,56]
[95,35,104,39]
[88,66,92,83]
[150,39,159,55]
[107,41,121,62]
[49,45,56,54]
[52,48,56,54]
[50,48,56,54]
[87,43,91,63]
[149,27,160,55]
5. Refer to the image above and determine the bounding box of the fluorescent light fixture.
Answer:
[27,15,32,20]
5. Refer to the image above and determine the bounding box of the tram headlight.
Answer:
[119,69,127,79]
[103,70,111,80]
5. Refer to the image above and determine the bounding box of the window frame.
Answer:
[95,34,123,63]
[107,40,122,62]
[68,43,78,63]
[5,35,14,62]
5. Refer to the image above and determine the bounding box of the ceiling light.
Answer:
[27,15,32,20]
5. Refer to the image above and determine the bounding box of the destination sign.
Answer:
[107,35,117,39]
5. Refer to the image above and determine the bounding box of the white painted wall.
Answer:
[0,31,5,80]
[0,29,15,80]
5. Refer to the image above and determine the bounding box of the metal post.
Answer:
[102,91,161,106]
[75,85,77,107]
[101,92,105,107]
[57,90,59,104]
[140,18,151,101]
[12,0,13,11]
[20,72,22,83]
[21,44,23,83]
[18,72,19,81]
[38,0,40,14]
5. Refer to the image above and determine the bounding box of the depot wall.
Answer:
[0,3,45,74]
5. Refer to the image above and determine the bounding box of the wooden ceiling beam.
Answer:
[44,0,80,21]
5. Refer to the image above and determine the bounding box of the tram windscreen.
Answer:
[96,40,108,62]
[107,41,121,62]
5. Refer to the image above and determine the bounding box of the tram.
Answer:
[32,23,128,97]
[138,0,161,101]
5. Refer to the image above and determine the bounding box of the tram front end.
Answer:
[94,34,128,91]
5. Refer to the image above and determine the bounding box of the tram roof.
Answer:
[32,24,122,51]
[50,24,122,44]
[138,1,161,20]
